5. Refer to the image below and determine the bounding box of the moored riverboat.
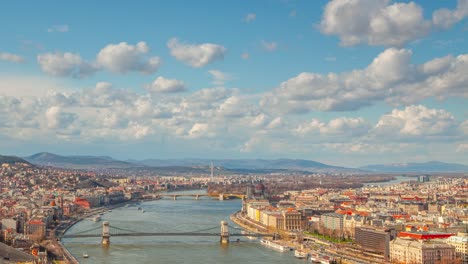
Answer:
[260,239,291,252]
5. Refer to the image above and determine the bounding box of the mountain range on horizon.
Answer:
[24,152,136,169]
[358,161,468,173]
[1,152,467,173]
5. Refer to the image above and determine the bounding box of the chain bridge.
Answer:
[61,221,274,245]
[156,193,246,200]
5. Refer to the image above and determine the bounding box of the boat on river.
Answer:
[83,252,89,258]
[241,230,256,240]
[309,252,332,263]
[294,249,308,259]
[92,216,101,222]
[260,239,291,252]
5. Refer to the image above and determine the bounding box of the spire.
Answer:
[210,161,214,181]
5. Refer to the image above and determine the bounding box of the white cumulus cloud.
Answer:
[145,76,186,93]
[38,41,162,78]
[0,52,25,63]
[97,41,161,74]
[208,70,232,86]
[187,123,214,139]
[320,0,431,46]
[295,117,370,137]
[374,105,457,137]
[261,48,468,113]
[167,38,227,68]
[432,0,468,29]
[37,52,98,78]
[46,106,77,129]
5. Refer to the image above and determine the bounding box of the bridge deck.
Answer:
[157,194,209,196]
[62,233,273,238]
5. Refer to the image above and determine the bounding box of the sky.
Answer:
[0,0,467,167]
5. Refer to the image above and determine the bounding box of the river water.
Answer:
[63,191,304,264]
[363,175,415,186]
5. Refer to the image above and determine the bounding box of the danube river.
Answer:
[63,191,303,264]
[364,175,415,186]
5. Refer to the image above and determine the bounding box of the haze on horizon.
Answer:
[0,0,467,167]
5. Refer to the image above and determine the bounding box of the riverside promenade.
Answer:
[230,211,270,234]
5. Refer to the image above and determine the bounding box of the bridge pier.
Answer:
[102,221,110,246]
[173,195,177,200]
[220,220,229,244]
[219,194,224,201]
[195,195,200,200]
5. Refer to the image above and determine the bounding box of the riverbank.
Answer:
[230,211,270,234]
[231,211,387,264]
[230,212,303,256]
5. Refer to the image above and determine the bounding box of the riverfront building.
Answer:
[390,237,457,264]
[355,226,391,260]
[244,200,303,232]
[283,210,302,231]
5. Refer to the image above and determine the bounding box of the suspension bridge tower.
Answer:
[102,221,110,246]
[220,220,229,244]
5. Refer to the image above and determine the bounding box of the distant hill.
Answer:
[0,155,30,165]
[23,153,352,172]
[134,158,349,172]
[359,161,468,173]
[25,152,136,169]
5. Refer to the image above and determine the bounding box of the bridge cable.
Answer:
[66,226,101,236]
[109,225,140,234]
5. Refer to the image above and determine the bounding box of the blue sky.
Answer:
[0,0,467,167]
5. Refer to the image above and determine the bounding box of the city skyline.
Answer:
[0,0,467,167]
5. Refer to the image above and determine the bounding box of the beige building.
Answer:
[343,215,366,239]
[283,210,302,231]
[398,202,426,215]
[267,213,283,231]
[390,237,457,264]
[446,233,468,264]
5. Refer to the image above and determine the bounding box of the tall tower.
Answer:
[102,221,110,246]
[220,220,229,244]
[210,161,214,181]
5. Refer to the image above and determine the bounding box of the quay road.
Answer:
[302,234,387,264]
[230,211,273,235]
